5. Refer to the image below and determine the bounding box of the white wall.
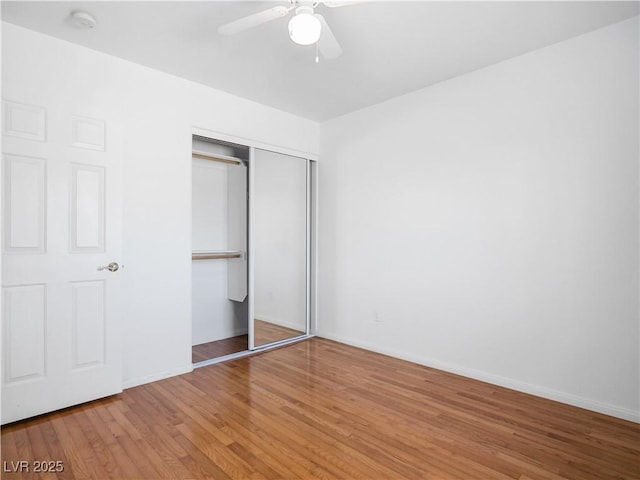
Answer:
[319,17,639,421]
[2,22,319,388]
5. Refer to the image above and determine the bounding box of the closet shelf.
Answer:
[192,250,243,260]
[192,150,243,165]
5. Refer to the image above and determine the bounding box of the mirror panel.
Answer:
[252,148,308,347]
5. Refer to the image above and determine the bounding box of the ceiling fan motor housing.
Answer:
[289,6,322,45]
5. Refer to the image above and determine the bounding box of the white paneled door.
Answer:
[1,100,123,424]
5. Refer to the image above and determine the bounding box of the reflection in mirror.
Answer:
[253,149,308,347]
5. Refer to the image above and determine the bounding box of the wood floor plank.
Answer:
[192,321,305,364]
[192,335,248,363]
[197,372,376,479]
[120,396,191,479]
[82,406,143,479]
[53,412,107,479]
[73,409,127,480]
[2,338,639,479]
[215,409,335,480]
[209,401,334,480]
[9,427,36,480]
[47,413,92,479]
[24,421,63,480]
[254,320,305,347]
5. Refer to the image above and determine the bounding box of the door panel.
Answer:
[3,154,46,253]
[2,100,46,142]
[71,280,106,368]
[70,164,105,252]
[3,284,46,383]
[1,100,122,424]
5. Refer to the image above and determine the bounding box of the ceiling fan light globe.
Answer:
[288,13,322,45]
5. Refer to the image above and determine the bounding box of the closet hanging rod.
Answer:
[192,250,243,260]
[192,150,243,165]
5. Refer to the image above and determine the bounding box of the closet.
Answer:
[191,136,249,362]
[191,134,314,365]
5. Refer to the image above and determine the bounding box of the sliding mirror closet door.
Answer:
[252,149,308,348]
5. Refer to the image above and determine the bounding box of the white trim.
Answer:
[310,161,318,336]
[194,349,253,368]
[248,147,255,350]
[305,159,311,337]
[123,365,193,389]
[194,334,314,369]
[187,136,194,372]
[191,126,318,161]
[317,331,640,423]
[309,162,319,335]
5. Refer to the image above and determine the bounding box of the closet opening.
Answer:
[191,131,316,367]
[191,135,249,364]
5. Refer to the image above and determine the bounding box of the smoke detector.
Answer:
[70,10,97,30]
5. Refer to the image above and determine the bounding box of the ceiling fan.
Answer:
[217,1,360,61]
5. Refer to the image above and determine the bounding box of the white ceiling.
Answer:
[2,1,638,121]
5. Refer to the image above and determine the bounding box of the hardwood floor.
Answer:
[2,338,639,479]
[192,335,248,363]
[192,322,304,363]
[254,320,305,347]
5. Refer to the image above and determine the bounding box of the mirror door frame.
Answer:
[248,147,314,351]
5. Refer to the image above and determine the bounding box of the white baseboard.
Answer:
[123,364,193,390]
[317,331,640,423]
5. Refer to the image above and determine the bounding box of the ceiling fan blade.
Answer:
[321,0,363,7]
[218,5,290,36]
[315,14,343,59]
